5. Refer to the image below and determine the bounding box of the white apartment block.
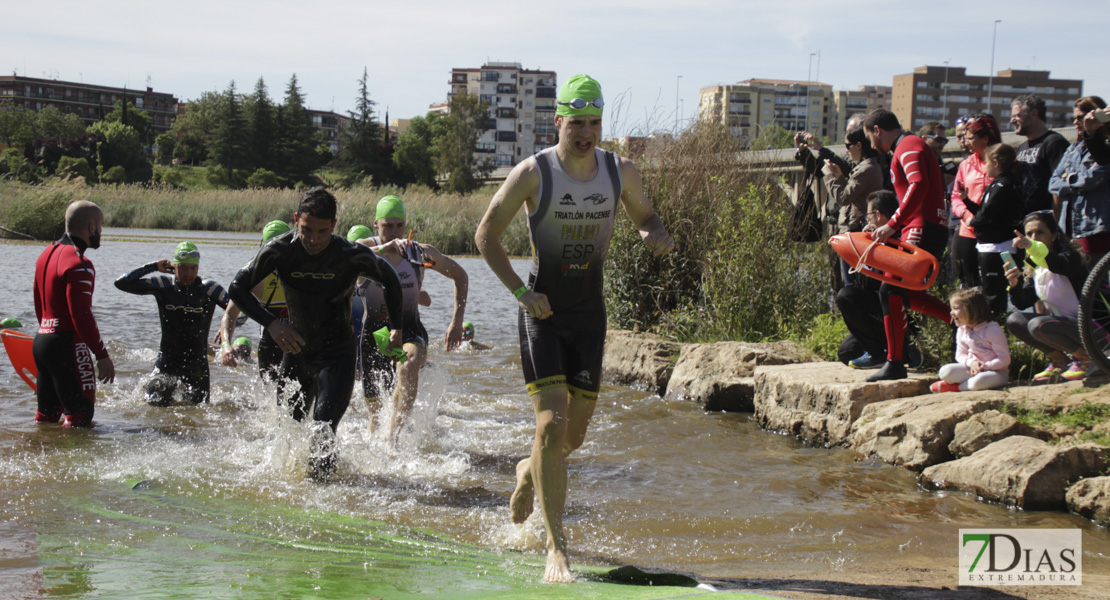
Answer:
[831,85,892,138]
[699,79,833,146]
[448,62,557,167]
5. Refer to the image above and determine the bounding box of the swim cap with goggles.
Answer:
[173,241,200,265]
[347,225,372,242]
[462,321,475,335]
[375,195,406,221]
[262,220,291,242]
[556,75,604,117]
[232,336,252,350]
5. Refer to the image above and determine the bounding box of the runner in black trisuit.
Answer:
[114,241,230,405]
[228,187,404,479]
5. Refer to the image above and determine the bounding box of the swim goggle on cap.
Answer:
[556,75,604,117]
[262,220,291,242]
[347,225,372,242]
[375,195,406,221]
[173,241,200,265]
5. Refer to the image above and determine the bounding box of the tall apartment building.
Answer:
[831,85,892,137]
[698,79,833,147]
[892,66,1082,131]
[0,75,179,138]
[448,62,556,167]
[307,109,351,155]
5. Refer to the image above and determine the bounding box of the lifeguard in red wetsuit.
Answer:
[864,109,952,381]
[32,201,115,427]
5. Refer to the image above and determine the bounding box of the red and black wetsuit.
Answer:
[114,263,229,405]
[881,133,952,363]
[32,233,109,426]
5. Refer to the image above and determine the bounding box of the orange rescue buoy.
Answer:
[828,232,939,291]
[1,329,36,391]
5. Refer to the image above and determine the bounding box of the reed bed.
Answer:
[0,179,529,256]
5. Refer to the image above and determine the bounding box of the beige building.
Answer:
[699,79,834,147]
[831,85,892,138]
[448,62,557,167]
[892,65,1082,131]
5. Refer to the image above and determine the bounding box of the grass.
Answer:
[1001,400,1110,445]
[0,177,528,256]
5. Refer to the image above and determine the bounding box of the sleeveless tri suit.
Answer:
[520,147,622,402]
[114,263,229,404]
[356,237,427,400]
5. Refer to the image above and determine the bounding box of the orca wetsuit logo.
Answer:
[559,193,576,206]
[166,304,205,313]
[290,271,336,280]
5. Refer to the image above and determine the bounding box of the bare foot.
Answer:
[509,458,534,524]
[543,549,573,583]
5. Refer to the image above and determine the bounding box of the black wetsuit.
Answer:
[228,231,403,433]
[115,263,229,404]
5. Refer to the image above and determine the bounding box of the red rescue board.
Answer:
[1,329,36,391]
[829,232,939,291]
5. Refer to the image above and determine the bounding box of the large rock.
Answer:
[1067,477,1110,526]
[602,330,681,396]
[850,393,1002,471]
[665,341,809,412]
[919,436,1109,510]
[949,409,1046,458]
[754,362,932,447]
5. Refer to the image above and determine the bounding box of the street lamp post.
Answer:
[987,20,1001,113]
[942,60,950,121]
[675,75,682,135]
[806,53,816,133]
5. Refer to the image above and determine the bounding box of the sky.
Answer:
[6,1,1103,139]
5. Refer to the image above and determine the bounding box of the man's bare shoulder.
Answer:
[498,156,541,196]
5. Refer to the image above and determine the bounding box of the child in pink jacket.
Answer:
[931,287,1011,393]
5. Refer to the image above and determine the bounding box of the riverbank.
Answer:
[605,330,1110,521]
[604,330,1110,599]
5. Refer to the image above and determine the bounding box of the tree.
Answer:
[438,92,493,194]
[103,100,154,148]
[393,112,447,188]
[339,68,389,184]
[89,120,152,183]
[209,80,249,186]
[245,77,277,173]
[0,103,85,148]
[154,133,176,165]
[274,74,319,185]
[170,91,222,165]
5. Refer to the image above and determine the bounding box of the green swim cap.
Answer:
[1,317,23,329]
[462,321,474,334]
[556,74,604,117]
[372,326,407,363]
[375,195,406,221]
[173,241,200,265]
[232,336,251,350]
[347,225,372,242]
[262,220,290,242]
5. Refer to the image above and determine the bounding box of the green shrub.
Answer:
[102,165,126,184]
[246,168,281,189]
[56,156,96,183]
[806,313,850,361]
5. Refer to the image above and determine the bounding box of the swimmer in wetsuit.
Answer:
[115,242,230,405]
[217,220,291,381]
[32,200,115,427]
[228,187,404,479]
[354,194,469,443]
[475,74,674,583]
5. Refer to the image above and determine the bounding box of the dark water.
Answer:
[1,229,1108,598]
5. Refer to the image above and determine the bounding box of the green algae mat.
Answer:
[29,480,783,599]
